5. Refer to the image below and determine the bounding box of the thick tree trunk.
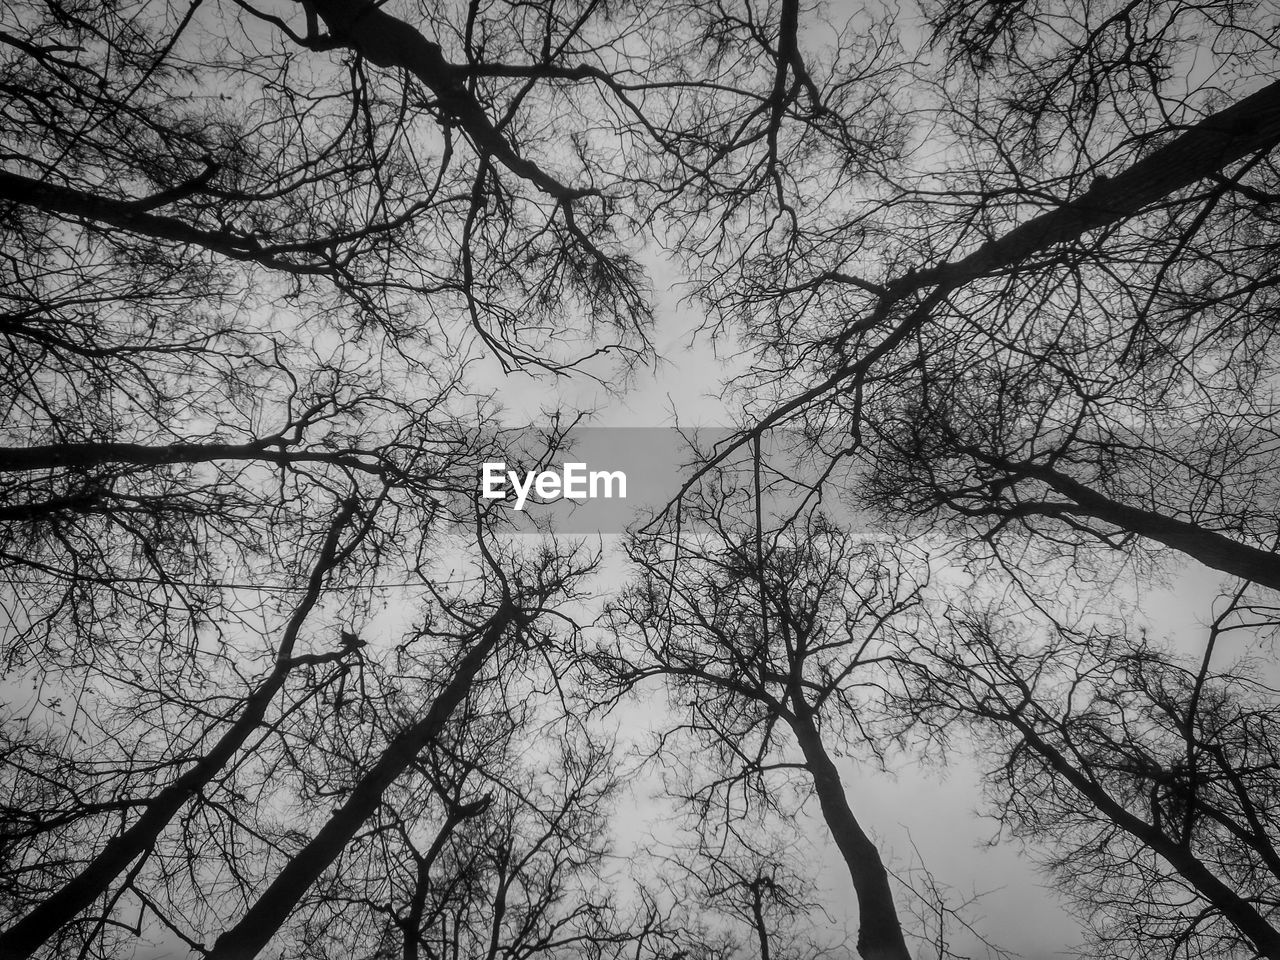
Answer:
[0,440,378,475]
[684,78,1280,505]
[912,78,1280,294]
[1003,712,1280,960]
[306,0,580,200]
[204,604,514,960]
[0,504,356,960]
[0,168,296,269]
[788,704,911,960]
[980,454,1280,592]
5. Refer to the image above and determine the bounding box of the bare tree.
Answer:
[906,588,1280,959]
[10,0,1280,958]
[660,0,1280,595]
[0,0,684,954]
[655,828,849,960]
[603,481,929,960]
[645,7,1280,950]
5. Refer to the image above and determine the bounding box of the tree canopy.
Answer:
[4,1,1280,959]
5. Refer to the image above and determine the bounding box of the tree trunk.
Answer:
[0,503,356,960]
[788,704,911,960]
[978,454,1280,592]
[204,604,514,960]
[1004,711,1280,960]
[306,0,578,200]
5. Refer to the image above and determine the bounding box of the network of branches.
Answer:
[3,1,1280,959]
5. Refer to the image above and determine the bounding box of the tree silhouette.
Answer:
[7,0,1280,958]
[907,588,1280,959]
[604,484,927,960]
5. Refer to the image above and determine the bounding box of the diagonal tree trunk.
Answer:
[304,0,582,201]
[990,694,1280,960]
[906,78,1280,295]
[0,439,386,476]
[0,501,360,960]
[965,450,1280,592]
[203,601,516,960]
[0,168,315,272]
[677,76,1280,504]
